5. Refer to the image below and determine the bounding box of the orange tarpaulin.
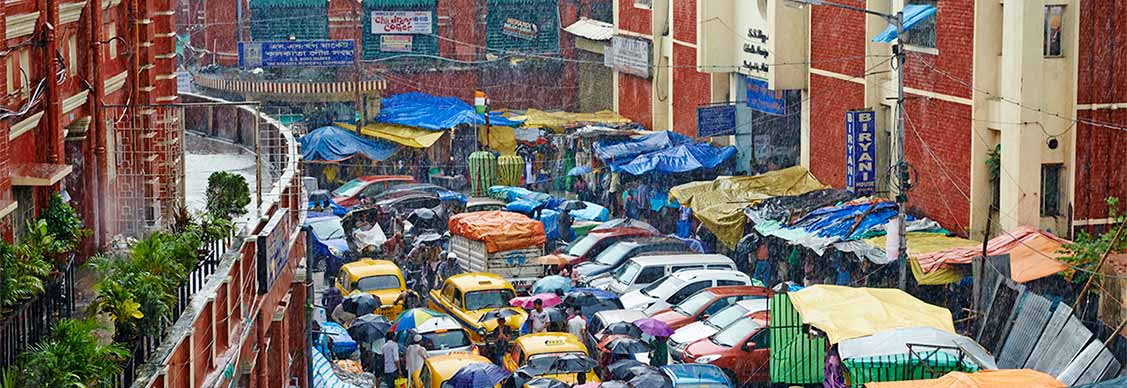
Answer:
[864,369,1064,388]
[448,211,547,253]
[914,226,1069,282]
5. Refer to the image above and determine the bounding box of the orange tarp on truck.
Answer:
[448,211,547,253]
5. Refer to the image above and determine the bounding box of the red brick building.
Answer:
[0,0,177,245]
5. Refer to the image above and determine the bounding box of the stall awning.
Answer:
[336,122,446,149]
[563,18,615,41]
[789,285,955,344]
[10,163,73,186]
[915,226,1069,279]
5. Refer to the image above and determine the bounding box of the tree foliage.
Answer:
[17,319,128,388]
[205,171,251,219]
[1060,197,1127,284]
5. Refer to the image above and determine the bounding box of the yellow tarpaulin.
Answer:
[478,126,517,155]
[669,166,827,248]
[336,122,446,149]
[865,369,1065,388]
[864,232,979,285]
[788,285,956,344]
[509,109,631,131]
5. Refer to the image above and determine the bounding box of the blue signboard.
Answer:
[257,208,292,293]
[697,105,737,138]
[746,77,786,115]
[845,110,877,195]
[238,40,354,68]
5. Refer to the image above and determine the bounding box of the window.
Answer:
[905,0,937,49]
[703,297,737,316]
[18,50,29,98]
[452,290,463,308]
[718,279,746,287]
[634,0,651,8]
[1041,164,1062,216]
[748,329,769,349]
[13,187,33,241]
[671,265,703,273]
[707,264,735,271]
[442,284,455,300]
[463,289,516,311]
[1044,5,1065,57]
[668,281,709,305]
[356,275,402,291]
[107,23,118,59]
[68,34,77,75]
[635,266,664,284]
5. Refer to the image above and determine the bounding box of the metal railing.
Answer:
[0,258,76,368]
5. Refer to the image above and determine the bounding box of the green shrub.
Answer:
[18,318,128,388]
[40,193,91,254]
[0,241,50,308]
[206,171,251,219]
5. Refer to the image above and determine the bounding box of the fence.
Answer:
[0,258,76,368]
[104,104,186,237]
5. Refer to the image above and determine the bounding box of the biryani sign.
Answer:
[501,17,538,41]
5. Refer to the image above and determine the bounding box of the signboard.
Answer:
[845,110,877,195]
[380,35,413,52]
[735,0,770,79]
[238,40,354,68]
[257,209,292,294]
[697,104,737,138]
[606,35,651,79]
[501,18,539,41]
[370,11,433,34]
[746,78,786,115]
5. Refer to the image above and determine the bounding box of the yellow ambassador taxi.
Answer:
[428,273,527,343]
[414,353,499,388]
[504,333,600,385]
[335,259,406,320]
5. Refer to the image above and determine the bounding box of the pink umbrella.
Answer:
[632,318,674,337]
[509,293,562,309]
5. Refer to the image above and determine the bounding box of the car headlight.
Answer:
[695,355,721,364]
[327,245,343,257]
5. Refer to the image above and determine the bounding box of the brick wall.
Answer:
[619,74,653,129]
[671,0,694,43]
[808,74,865,188]
[617,0,650,35]
[809,0,865,77]
[672,44,710,137]
[902,98,972,233]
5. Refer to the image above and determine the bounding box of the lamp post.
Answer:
[788,0,909,289]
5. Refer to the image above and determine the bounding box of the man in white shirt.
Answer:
[380,332,400,388]
[530,299,549,333]
[404,334,429,388]
[566,308,586,339]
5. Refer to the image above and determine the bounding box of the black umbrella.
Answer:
[478,308,522,322]
[604,337,653,355]
[413,232,445,247]
[347,314,391,344]
[543,306,568,323]
[625,365,660,381]
[628,370,672,388]
[341,293,381,316]
[563,291,599,307]
[598,381,631,388]
[559,200,588,211]
[548,353,597,373]
[408,208,437,224]
[524,378,570,388]
[600,321,642,338]
[607,359,647,380]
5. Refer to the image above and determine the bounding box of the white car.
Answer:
[619,270,753,315]
[605,254,736,294]
[667,299,768,361]
[395,316,476,357]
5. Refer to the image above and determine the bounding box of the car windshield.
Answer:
[639,274,683,298]
[705,304,750,329]
[463,289,516,311]
[613,262,642,283]
[310,218,345,240]
[357,275,402,292]
[592,243,635,266]
[671,291,715,316]
[565,234,602,257]
[420,330,470,351]
[332,180,367,197]
[711,318,762,348]
[527,352,590,373]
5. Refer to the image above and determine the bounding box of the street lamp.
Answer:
[788,0,910,289]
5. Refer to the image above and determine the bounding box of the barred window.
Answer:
[905,0,937,49]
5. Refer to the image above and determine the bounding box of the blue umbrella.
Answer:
[568,166,594,176]
[532,276,574,295]
[445,362,511,388]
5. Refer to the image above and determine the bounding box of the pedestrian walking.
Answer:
[530,299,549,333]
[405,335,428,388]
[490,317,512,365]
[381,332,401,388]
[566,308,586,339]
[650,336,669,367]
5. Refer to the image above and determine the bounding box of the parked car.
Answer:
[679,315,770,385]
[372,183,448,201]
[661,364,734,388]
[465,197,507,213]
[584,309,648,359]
[305,215,349,272]
[544,227,656,268]
[394,315,477,357]
[618,270,754,315]
[575,237,690,285]
[649,286,771,330]
[668,299,768,361]
[332,175,416,207]
[604,254,737,294]
[335,259,407,321]
[414,353,498,388]
[503,333,600,386]
[428,273,527,343]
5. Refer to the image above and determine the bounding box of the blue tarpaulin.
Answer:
[569,202,610,222]
[613,142,737,175]
[377,92,523,130]
[872,4,937,43]
[299,126,400,162]
[489,186,552,204]
[789,200,900,241]
[594,131,693,162]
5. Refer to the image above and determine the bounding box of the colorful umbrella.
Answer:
[509,293,562,309]
[390,308,443,332]
[632,318,674,337]
[532,276,574,295]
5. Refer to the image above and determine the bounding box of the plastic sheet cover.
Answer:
[914,225,1068,282]
[837,326,997,369]
[788,285,955,344]
[594,131,692,162]
[298,126,400,162]
[510,109,631,131]
[612,142,737,176]
[376,92,523,130]
[864,370,1064,388]
[336,122,446,149]
[448,211,547,253]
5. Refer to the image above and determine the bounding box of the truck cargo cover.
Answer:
[449,211,547,253]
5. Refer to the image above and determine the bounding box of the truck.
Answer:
[448,211,547,291]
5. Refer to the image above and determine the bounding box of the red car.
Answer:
[649,285,772,330]
[331,175,416,207]
[539,227,655,268]
[679,314,770,384]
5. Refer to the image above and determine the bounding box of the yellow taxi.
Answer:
[414,353,498,388]
[428,273,527,343]
[335,259,406,320]
[503,333,601,385]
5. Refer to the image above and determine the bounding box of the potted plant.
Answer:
[17,318,128,388]
[39,193,91,266]
[0,240,50,311]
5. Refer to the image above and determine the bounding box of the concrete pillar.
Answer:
[998,0,1044,230]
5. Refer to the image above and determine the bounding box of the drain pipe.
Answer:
[303,224,315,388]
[89,0,108,246]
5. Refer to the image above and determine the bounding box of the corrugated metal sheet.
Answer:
[978,280,1022,353]
[1033,317,1092,376]
[1076,346,1119,386]
[1024,303,1073,369]
[1058,341,1104,385]
[563,18,614,41]
[996,292,1052,369]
